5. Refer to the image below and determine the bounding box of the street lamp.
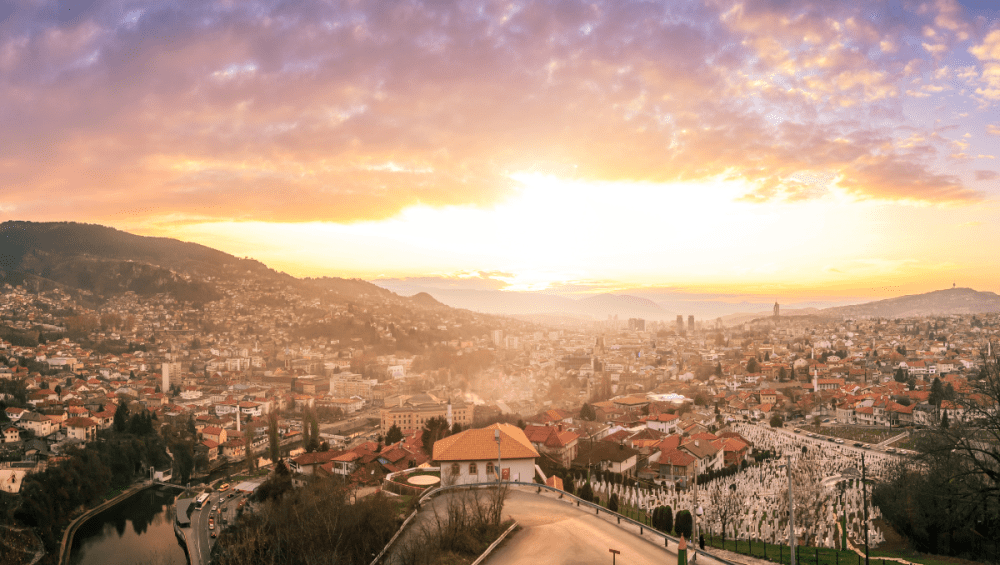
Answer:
[494,428,502,483]
[696,504,704,551]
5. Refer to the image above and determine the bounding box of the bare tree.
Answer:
[776,451,833,546]
[708,484,741,541]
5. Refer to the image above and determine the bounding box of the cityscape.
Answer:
[2,0,1000,564]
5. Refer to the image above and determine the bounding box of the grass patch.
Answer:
[704,534,981,565]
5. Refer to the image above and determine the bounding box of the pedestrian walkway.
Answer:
[873,431,908,449]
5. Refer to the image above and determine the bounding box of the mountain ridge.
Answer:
[0,221,407,307]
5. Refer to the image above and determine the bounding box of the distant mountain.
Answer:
[0,221,394,305]
[409,292,447,309]
[577,293,670,319]
[820,287,1000,318]
[388,288,585,317]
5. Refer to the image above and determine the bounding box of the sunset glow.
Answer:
[2,0,1000,302]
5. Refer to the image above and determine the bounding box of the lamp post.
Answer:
[785,454,796,565]
[696,504,704,556]
[495,428,502,483]
[862,453,870,565]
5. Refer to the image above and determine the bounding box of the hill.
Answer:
[409,292,447,309]
[0,221,394,305]
[820,287,1000,318]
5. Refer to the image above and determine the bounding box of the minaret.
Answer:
[813,367,818,392]
[446,398,453,428]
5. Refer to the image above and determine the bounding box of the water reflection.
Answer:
[70,486,187,565]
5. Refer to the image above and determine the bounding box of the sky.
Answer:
[2,0,1000,304]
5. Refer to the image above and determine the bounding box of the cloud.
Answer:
[974,170,999,181]
[970,29,1000,60]
[0,0,993,225]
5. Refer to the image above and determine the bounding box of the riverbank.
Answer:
[58,481,183,565]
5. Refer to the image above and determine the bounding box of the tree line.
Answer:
[11,415,169,551]
[874,352,1000,562]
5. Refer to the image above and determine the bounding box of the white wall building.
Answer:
[434,423,538,485]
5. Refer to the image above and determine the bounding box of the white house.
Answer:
[239,401,263,418]
[16,412,56,437]
[64,417,98,443]
[644,412,679,434]
[433,423,539,485]
[3,426,20,443]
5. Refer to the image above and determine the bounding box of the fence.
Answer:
[706,534,890,565]
[381,479,427,497]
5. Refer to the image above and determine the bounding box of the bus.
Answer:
[195,493,211,509]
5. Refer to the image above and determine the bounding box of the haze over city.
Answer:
[2,0,1000,305]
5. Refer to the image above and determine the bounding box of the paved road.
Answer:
[189,489,249,565]
[484,489,701,565]
[389,487,724,565]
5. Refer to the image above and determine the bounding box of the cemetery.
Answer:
[578,423,901,556]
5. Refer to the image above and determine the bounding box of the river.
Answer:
[69,485,188,565]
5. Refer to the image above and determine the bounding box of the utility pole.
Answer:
[693,472,698,562]
[862,453,870,565]
[788,454,796,565]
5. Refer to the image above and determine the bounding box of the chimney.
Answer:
[695,440,699,447]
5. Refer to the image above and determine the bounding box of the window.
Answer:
[469,462,477,475]
[486,462,494,476]
[451,463,460,476]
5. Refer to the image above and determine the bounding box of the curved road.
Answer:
[390,487,725,565]
[189,490,247,565]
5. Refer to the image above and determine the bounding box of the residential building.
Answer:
[64,417,98,442]
[433,423,539,485]
[380,393,470,434]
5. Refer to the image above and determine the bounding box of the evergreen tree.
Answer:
[113,401,129,433]
[420,416,451,455]
[608,493,620,512]
[930,377,944,407]
[302,412,312,453]
[385,424,403,445]
[309,411,321,452]
[268,411,281,464]
[675,509,693,539]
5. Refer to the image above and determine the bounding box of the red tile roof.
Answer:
[433,423,539,462]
